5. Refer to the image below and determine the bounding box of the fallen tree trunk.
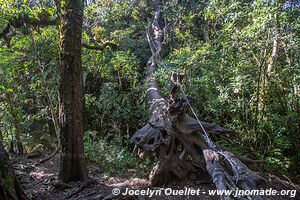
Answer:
[130,2,266,199]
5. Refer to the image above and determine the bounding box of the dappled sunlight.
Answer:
[29,167,55,180]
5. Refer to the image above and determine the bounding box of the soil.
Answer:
[10,152,300,200]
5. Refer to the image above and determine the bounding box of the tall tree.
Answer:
[57,0,88,182]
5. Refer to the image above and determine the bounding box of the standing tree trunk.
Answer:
[0,142,27,200]
[0,129,2,143]
[266,25,279,77]
[6,93,23,154]
[37,55,61,151]
[57,0,88,182]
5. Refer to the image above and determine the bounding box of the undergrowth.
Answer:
[84,131,152,176]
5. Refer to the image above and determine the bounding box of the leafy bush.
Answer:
[84,131,152,176]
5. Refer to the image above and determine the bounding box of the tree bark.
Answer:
[0,142,27,200]
[266,25,279,77]
[0,129,2,143]
[57,0,88,183]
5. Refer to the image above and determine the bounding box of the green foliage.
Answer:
[84,131,152,176]
[84,84,148,142]
[157,0,300,177]
[0,16,59,150]
[0,0,299,180]
[83,48,148,142]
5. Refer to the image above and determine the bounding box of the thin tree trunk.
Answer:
[57,0,88,182]
[30,30,61,150]
[37,56,61,150]
[267,25,280,77]
[252,49,268,128]
[0,129,3,143]
[5,93,23,154]
[259,24,280,122]
[292,65,300,154]
[282,40,300,153]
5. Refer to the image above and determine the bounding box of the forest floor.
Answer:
[10,152,300,200]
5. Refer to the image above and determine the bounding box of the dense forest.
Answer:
[0,0,299,199]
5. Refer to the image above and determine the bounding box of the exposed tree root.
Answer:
[65,179,96,199]
[109,178,150,188]
[33,148,60,166]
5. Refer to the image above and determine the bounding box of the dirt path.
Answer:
[10,152,299,200]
